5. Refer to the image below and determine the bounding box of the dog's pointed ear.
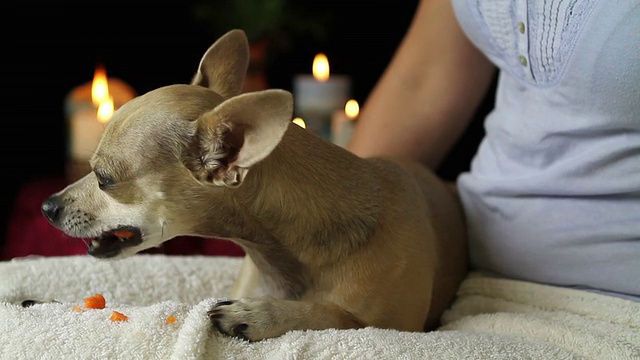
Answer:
[184,89,294,187]
[191,29,249,98]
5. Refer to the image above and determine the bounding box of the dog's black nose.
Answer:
[41,195,64,223]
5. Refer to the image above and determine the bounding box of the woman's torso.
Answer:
[451,0,640,300]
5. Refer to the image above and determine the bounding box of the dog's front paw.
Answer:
[208,297,284,341]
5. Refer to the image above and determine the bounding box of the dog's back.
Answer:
[383,157,468,329]
[41,29,468,340]
[241,122,468,331]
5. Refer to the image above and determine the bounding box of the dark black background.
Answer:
[2,0,491,250]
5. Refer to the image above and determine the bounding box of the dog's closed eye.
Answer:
[94,168,116,190]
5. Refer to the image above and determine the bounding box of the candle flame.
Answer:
[97,96,115,122]
[345,99,359,120]
[292,117,306,128]
[91,65,109,105]
[91,65,114,123]
[312,53,330,82]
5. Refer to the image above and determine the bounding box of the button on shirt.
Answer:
[451,0,640,300]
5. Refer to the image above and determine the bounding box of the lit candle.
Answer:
[292,117,307,129]
[64,65,135,180]
[331,99,359,148]
[293,53,351,140]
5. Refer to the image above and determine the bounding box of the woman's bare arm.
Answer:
[348,0,496,169]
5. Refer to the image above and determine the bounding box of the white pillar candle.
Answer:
[65,66,136,163]
[69,106,108,161]
[331,99,359,148]
[293,53,351,140]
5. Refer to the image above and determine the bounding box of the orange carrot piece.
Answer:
[72,305,84,313]
[110,311,128,322]
[113,230,135,239]
[165,315,177,324]
[84,294,106,309]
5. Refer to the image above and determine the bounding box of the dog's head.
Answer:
[41,29,293,259]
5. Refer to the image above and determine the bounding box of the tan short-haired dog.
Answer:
[41,29,467,341]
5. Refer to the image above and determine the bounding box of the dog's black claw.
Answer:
[209,312,223,320]
[212,319,250,341]
[215,300,234,306]
[21,300,38,308]
[213,320,228,335]
[232,323,249,340]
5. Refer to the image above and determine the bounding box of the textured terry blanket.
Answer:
[0,255,638,360]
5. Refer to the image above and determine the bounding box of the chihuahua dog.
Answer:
[41,29,467,341]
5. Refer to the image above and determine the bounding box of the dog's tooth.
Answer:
[91,240,100,248]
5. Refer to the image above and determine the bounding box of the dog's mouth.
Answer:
[88,226,143,259]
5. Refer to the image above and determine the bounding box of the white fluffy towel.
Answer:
[0,254,638,360]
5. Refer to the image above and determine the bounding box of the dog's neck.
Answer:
[197,124,381,266]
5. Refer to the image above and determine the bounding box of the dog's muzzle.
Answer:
[41,195,65,224]
[89,227,143,258]
[41,195,143,258]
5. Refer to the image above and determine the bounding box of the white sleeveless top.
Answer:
[452,0,640,300]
